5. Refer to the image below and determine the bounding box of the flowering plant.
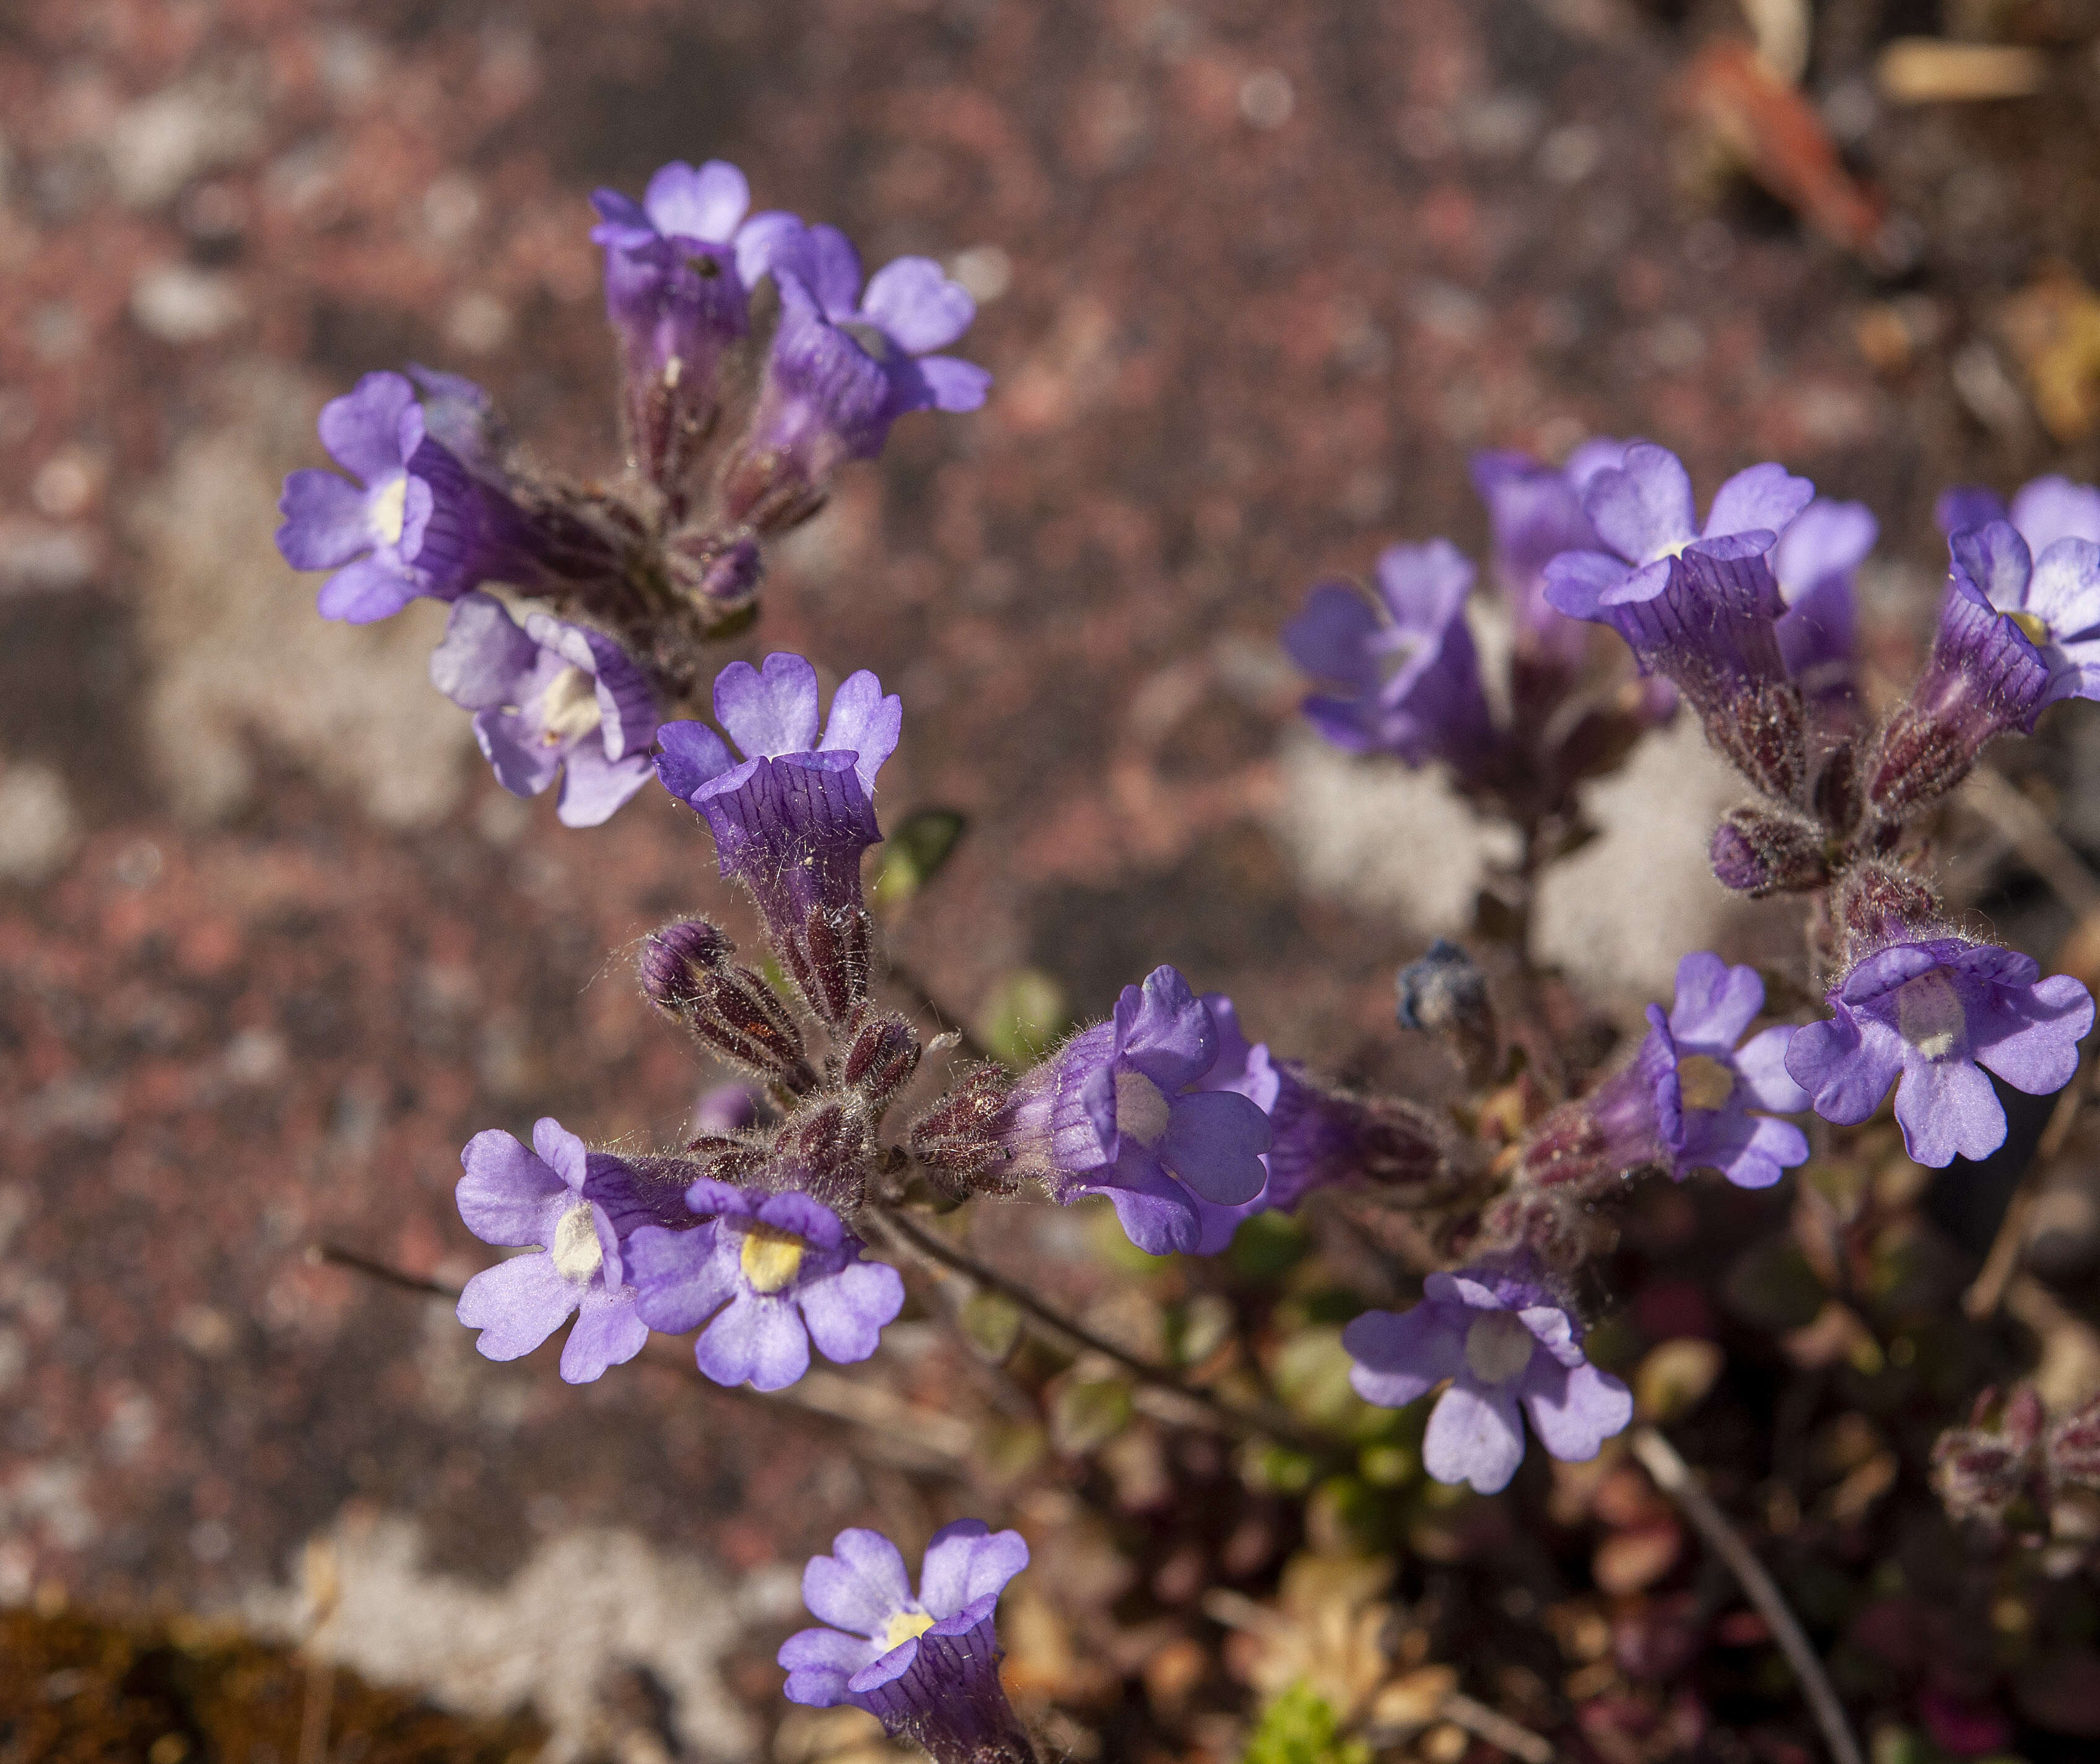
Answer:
[279,152,2100,1764]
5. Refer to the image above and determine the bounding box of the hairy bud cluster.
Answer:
[1709,804,1829,898]
[1932,1384,2100,1549]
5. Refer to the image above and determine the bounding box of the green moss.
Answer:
[1241,1683,1369,1764]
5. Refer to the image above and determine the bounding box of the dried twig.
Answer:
[1629,1426,1863,1764]
[1440,1691,1554,1764]
[1966,1054,2091,1319]
[1964,766,2100,921]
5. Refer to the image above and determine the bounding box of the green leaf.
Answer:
[870,808,968,909]
[1242,1683,1370,1764]
[1049,1376,1133,1455]
[975,968,1068,1065]
[959,1290,1023,1363]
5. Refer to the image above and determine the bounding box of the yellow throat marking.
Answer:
[883,1610,936,1650]
[739,1223,808,1294]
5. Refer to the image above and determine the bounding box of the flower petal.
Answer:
[456,1252,578,1361]
[456,1129,566,1246]
[695,1291,811,1390]
[817,669,902,797]
[1585,442,1697,565]
[559,1286,649,1384]
[861,256,975,354]
[2010,475,2100,554]
[628,1223,736,1334]
[1158,1088,1271,1205]
[1666,951,1764,1052]
[715,652,821,758]
[1520,1360,1633,1462]
[1704,461,1814,541]
[318,372,416,482]
[1344,1301,1463,1408]
[803,1528,917,1638]
[916,1522,1029,1620]
[1423,1378,1527,1494]
[643,159,750,243]
[798,1259,904,1365]
[1893,1054,2006,1168]
[654,720,737,802]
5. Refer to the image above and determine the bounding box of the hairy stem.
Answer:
[1629,1426,1863,1764]
[873,1207,1329,1454]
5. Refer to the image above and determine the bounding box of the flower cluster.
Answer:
[1286,441,1678,841]
[275,154,989,824]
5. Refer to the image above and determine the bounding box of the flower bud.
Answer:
[843,1009,922,1115]
[1395,940,1497,1086]
[909,1066,1025,1200]
[1709,805,1829,897]
[668,532,764,605]
[1830,861,1942,963]
[778,903,874,1030]
[640,920,817,1091]
[772,1094,873,1212]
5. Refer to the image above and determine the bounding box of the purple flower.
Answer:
[1785,938,2093,1168]
[1003,966,1272,1255]
[1543,441,1812,698]
[1867,542,2065,819]
[1580,952,1810,1190]
[1945,521,2100,709]
[429,592,658,827]
[1343,1265,1633,1494]
[1284,539,1497,774]
[453,1118,657,1384]
[725,219,989,517]
[1937,474,2100,556]
[653,653,900,1020]
[626,1181,904,1391]
[1772,499,1877,705]
[276,370,574,624]
[778,1522,1034,1764]
[1470,439,1626,666]
[590,160,752,476]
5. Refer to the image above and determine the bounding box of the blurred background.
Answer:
[9,0,2100,1757]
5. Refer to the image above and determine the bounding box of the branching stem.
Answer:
[874,1207,1328,1454]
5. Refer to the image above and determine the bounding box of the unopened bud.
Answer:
[668,532,764,605]
[640,920,816,1091]
[772,1094,873,1212]
[1395,940,1497,1085]
[909,1065,1024,1200]
[1831,860,1942,962]
[720,445,827,535]
[1702,680,1807,806]
[1709,805,1829,897]
[778,904,874,1029]
[842,1010,921,1114]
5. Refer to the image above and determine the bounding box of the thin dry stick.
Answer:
[1440,1691,1554,1764]
[874,1208,1328,1454]
[1964,766,2100,920]
[1629,1426,1863,1764]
